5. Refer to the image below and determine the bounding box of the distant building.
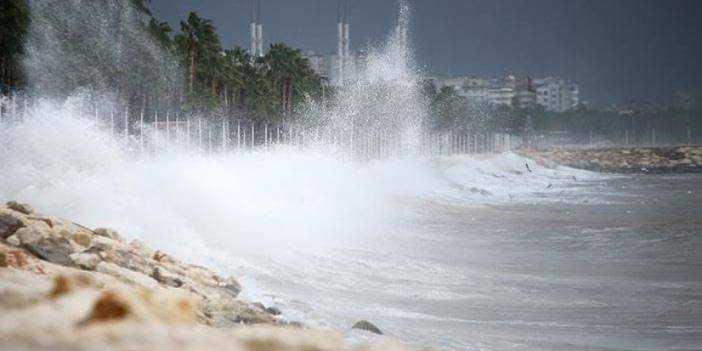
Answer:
[673,92,702,111]
[486,76,517,107]
[302,1,370,87]
[434,76,517,107]
[430,75,578,112]
[533,77,579,112]
[303,50,327,78]
[513,77,537,109]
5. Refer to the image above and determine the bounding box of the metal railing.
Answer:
[0,94,517,159]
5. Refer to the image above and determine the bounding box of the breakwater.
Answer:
[519,145,702,173]
[0,201,412,351]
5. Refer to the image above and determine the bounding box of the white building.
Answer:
[249,0,264,58]
[513,77,537,109]
[533,77,579,112]
[302,1,371,87]
[434,76,517,107]
[302,50,327,78]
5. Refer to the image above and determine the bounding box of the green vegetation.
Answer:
[0,0,321,122]
[424,82,701,141]
[2,0,698,134]
[0,0,29,91]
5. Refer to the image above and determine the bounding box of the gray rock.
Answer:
[6,234,20,246]
[352,320,383,335]
[152,266,184,288]
[222,277,241,297]
[265,306,282,316]
[96,261,159,289]
[15,227,43,245]
[23,237,76,267]
[93,227,121,241]
[0,212,24,239]
[70,252,102,270]
[230,305,275,325]
[251,302,266,311]
[6,201,34,215]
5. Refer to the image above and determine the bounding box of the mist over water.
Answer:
[3,1,702,350]
[2,0,583,291]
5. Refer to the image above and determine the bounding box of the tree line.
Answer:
[0,0,323,123]
[422,80,701,141]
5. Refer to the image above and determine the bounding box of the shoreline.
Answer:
[0,201,406,351]
[517,145,702,174]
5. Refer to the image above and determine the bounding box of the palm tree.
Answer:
[0,0,29,91]
[263,43,320,116]
[220,48,248,113]
[174,12,222,109]
[147,18,173,50]
[175,13,201,96]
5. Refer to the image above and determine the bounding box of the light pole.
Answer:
[687,98,692,146]
[320,75,329,111]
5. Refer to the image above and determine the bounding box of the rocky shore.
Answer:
[519,145,702,173]
[0,201,412,351]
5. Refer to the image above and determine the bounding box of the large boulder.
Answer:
[5,201,34,215]
[352,320,383,335]
[93,227,123,241]
[84,288,198,325]
[69,252,102,270]
[96,262,159,290]
[23,237,77,267]
[152,266,184,288]
[0,211,24,239]
[266,306,282,316]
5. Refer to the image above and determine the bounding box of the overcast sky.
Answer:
[149,0,702,107]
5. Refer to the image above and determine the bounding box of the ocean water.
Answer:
[5,2,700,349]
[231,161,702,351]
[2,110,700,350]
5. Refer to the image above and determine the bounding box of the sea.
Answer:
[2,114,700,350]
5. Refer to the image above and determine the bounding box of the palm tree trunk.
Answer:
[281,81,286,115]
[188,49,195,95]
[8,61,14,89]
[285,79,292,115]
[116,2,125,99]
[223,86,229,114]
[1,55,6,89]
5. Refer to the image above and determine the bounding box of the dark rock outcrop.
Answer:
[23,237,76,267]
[520,145,702,174]
[352,320,383,335]
[266,306,282,316]
[0,212,23,239]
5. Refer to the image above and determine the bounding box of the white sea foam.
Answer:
[0,100,601,261]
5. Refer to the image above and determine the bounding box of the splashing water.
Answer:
[0,2,630,350]
[1,0,598,291]
[304,1,426,157]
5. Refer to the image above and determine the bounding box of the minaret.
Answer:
[397,3,408,52]
[336,0,351,85]
[336,2,344,83]
[250,0,264,58]
[256,1,263,57]
[343,0,350,58]
[250,0,258,57]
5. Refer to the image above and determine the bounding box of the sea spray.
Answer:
[0,0,599,261]
[307,1,428,158]
[23,0,181,107]
[1,0,595,326]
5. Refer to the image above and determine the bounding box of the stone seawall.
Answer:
[0,201,415,351]
[519,145,702,173]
